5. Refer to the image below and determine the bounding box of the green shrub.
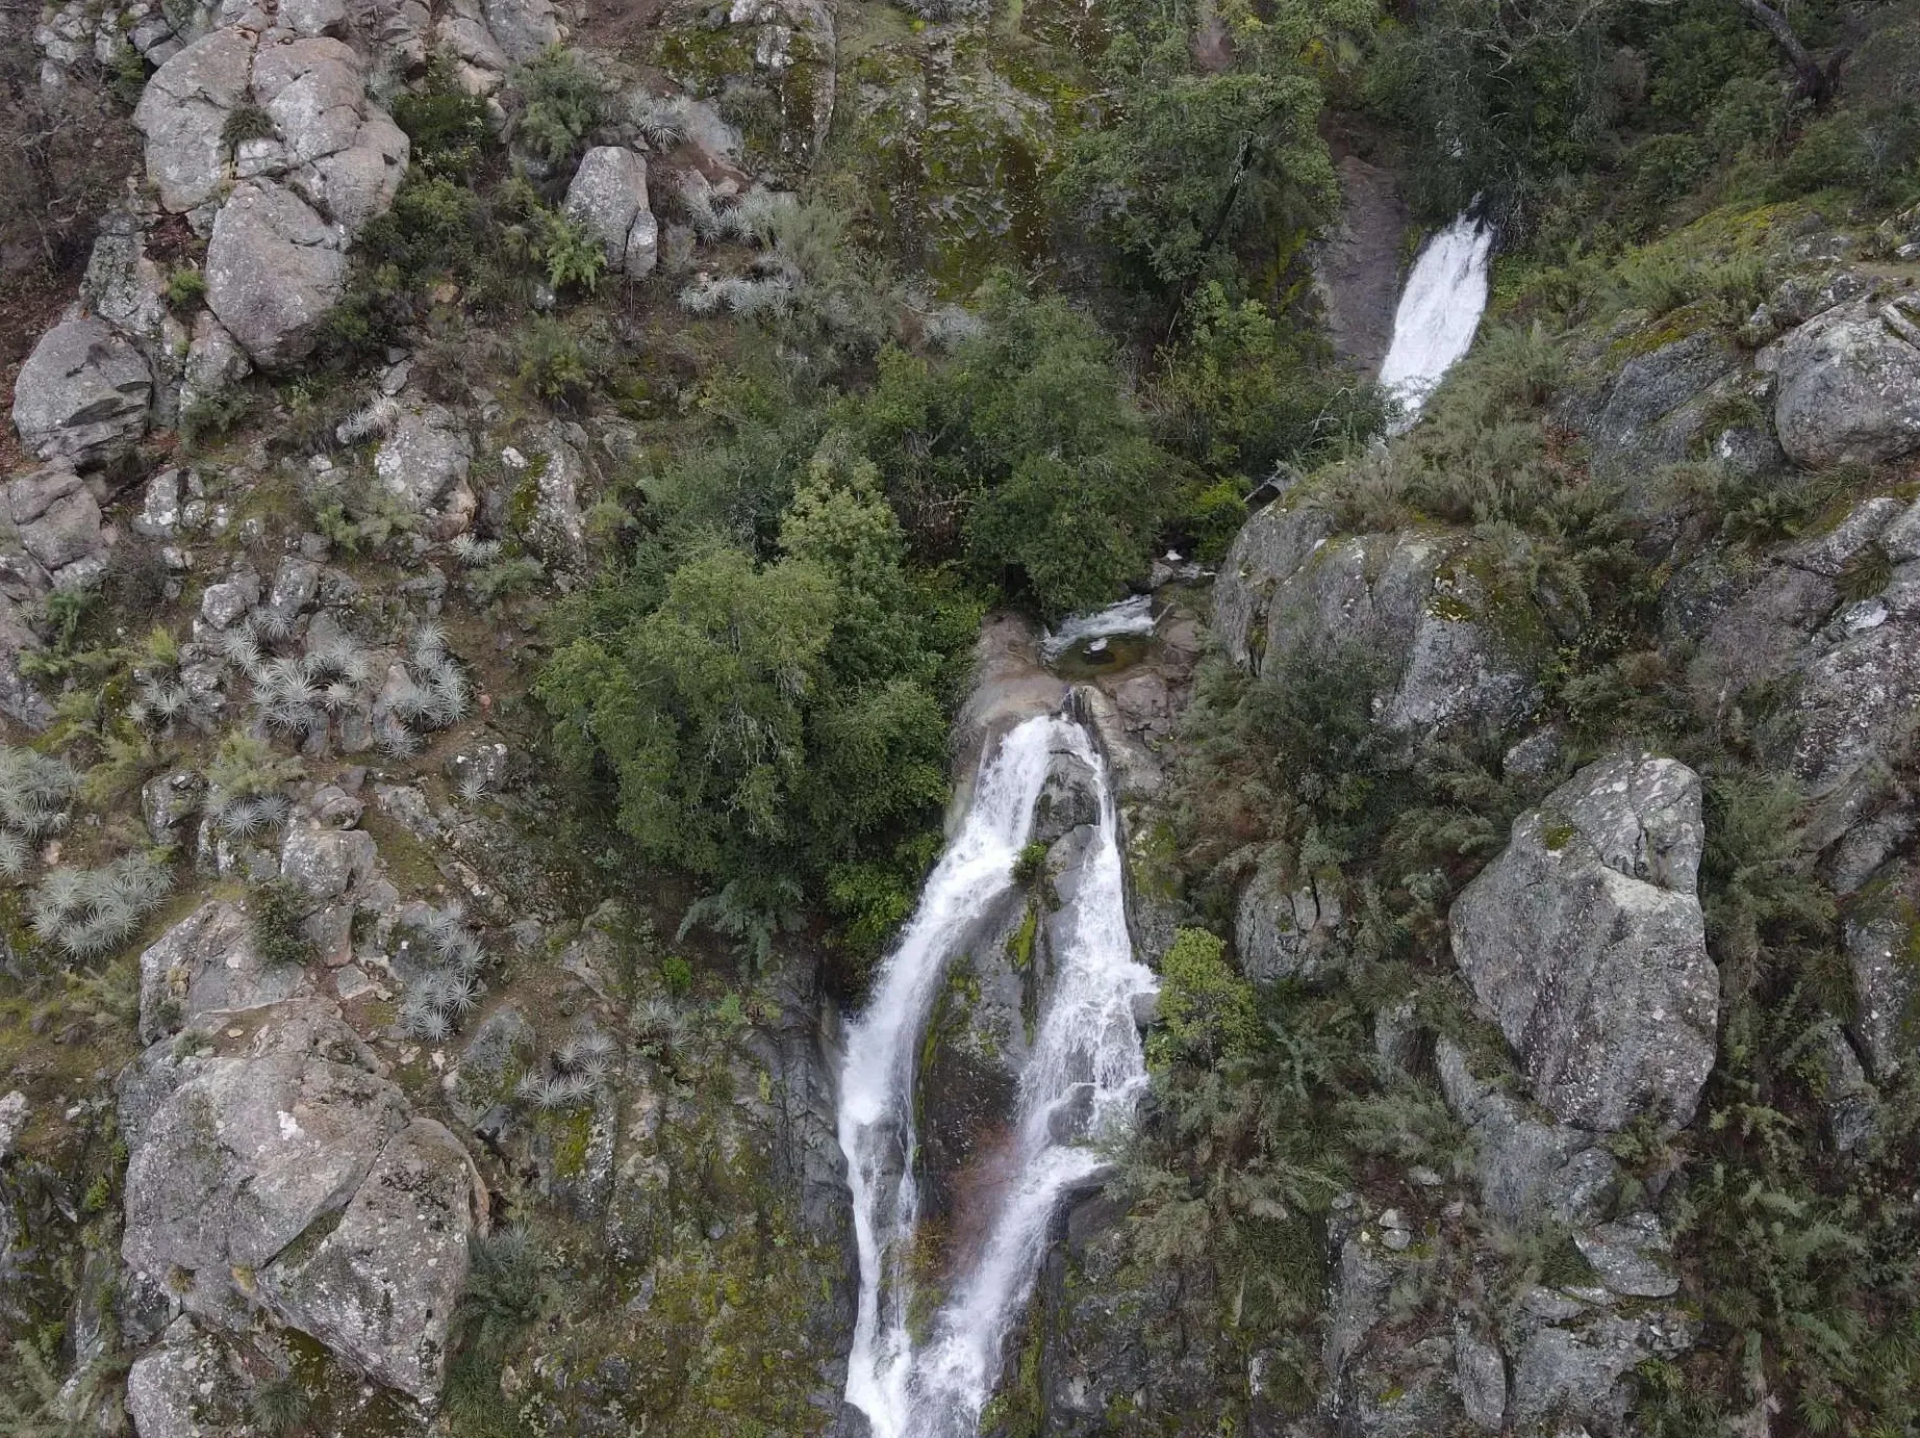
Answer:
[1154,927,1257,1065]
[250,879,314,969]
[510,46,605,167]
[1152,282,1386,481]
[391,56,494,178]
[516,317,597,404]
[532,208,606,294]
[1012,841,1050,888]
[163,266,206,311]
[221,102,276,153]
[248,1375,310,1436]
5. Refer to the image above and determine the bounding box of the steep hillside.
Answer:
[0,0,1917,1433]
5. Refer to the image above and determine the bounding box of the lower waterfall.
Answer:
[837,712,1157,1438]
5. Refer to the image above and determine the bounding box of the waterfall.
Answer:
[1377,210,1495,420]
[838,713,1157,1438]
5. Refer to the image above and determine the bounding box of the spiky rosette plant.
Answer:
[0,747,78,879]
[29,852,173,960]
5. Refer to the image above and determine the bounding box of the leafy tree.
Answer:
[849,276,1175,615]
[1056,56,1333,294]
[1153,281,1387,481]
[542,547,838,879]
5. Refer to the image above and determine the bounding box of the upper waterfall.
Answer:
[1377,210,1495,420]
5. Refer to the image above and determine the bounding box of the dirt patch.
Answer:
[577,0,677,53]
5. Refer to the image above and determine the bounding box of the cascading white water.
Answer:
[838,713,1157,1438]
[1377,210,1495,421]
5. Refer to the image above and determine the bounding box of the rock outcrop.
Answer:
[10,317,153,468]
[1764,291,1920,468]
[1215,501,1544,738]
[563,147,661,279]
[119,999,479,1401]
[1451,753,1717,1132]
[133,26,409,367]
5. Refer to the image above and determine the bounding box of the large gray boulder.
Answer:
[133,28,255,213]
[1213,501,1335,667]
[1436,1040,1621,1227]
[1,461,111,588]
[1235,863,1343,985]
[120,1000,482,1402]
[1765,293,1920,468]
[125,1317,250,1438]
[1450,754,1717,1132]
[11,317,153,467]
[137,900,310,1045]
[121,1003,411,1291]
[205,180,350,368]
[1679,493,1920,850]
[1215,503,1543,738]
[259,1118,479,1401]
[251,37,410,231]
[563,146,660,278]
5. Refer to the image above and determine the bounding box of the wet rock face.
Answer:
[1764,292,1920,468]
[1451,753,1717,1133]
[10,318,153,467]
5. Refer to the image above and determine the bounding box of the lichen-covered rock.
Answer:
[1765,292,1920,468]
[374,403,475,529]
[11,317,153,467]
[1678,494,1920,849]
[121,1002,409,1293]
[1218,507,1544,739]
[251,37,409,231]
[259,1118,480,1400]
[1508,1311,1694,1430]
[1574,1212,1677,1299]
[522,422,594,568]
[133,28,255,212]
[1581,331,1770,483]
[1436,1040,1622,1226]
[125,1316,251,1438]
[1450,754,1717,1132]
[137,899,309,1044]
[1213,501,1335,667]
[562,146,659,278]
[1843,858,1920,1078]
[205,180,351,368]
[1453,1319,1506,1431]
[2,461,111,587]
